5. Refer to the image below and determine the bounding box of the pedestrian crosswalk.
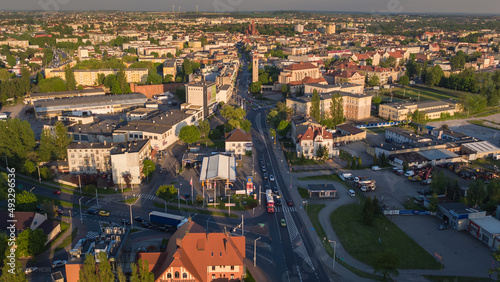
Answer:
[86,231,99,240]
[137,194,156,200]
[275,206,297,212]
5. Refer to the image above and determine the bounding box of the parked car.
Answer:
[156,226,169,232]
[275,197,282,206]
[269,175,275,181]
[24,267,37,274]
[437,224,449,230]
[56,208,64,215]
[87,209,99,215]
[263,173,268,180]
[261,166,266,172]
[348,190,356,197]
[281,219,287,227]
[99,210,110,217]
[371,166,381,171]
[121,219,131,225]
[272,187,279,195]
[53,190,61,195]
[134,216,146,223]
[141,222,152,229]
[52,260,66,269]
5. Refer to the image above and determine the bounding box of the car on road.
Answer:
[261,166,266,172]
[275,197,282,206]
[348,190,356,197]
[53,190,61,195]
[272,187,279,194]
[437,224,449,230]
[52,260,66,269]
[24,267,37,274]
[156,226,169,232]
[87,209,99,215]
[281,219,287,227]
[263,173,268,180]
[121,219,131,225]
[286,199,293,206]
[269,175,275,181]
[371,166,381,171]
[99,210,110,217]
[56,208,64,215]
[141,222,152,229]
[134,216,146,223]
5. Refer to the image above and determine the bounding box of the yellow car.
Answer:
[99,210,110,217]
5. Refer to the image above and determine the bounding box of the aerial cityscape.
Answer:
[0,4,499,282]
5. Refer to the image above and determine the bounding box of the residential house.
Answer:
[225,128,252,156]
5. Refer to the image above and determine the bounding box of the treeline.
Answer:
[0,68,30,103]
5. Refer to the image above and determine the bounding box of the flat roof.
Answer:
[470,216,500,235]
[29,88,105,98]
[308,184,337,192]
[462,141,500,154]
[418,149,458,160]
[34,93,147,111]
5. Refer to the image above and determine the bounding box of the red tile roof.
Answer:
[284,62,318,71]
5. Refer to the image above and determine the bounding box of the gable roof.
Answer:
[297,125,333,143]
[284,62,318,71]
[225,128,252,143]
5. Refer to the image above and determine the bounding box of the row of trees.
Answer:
[79,253,153,282]
[0,67,30,103]
[310,90,345,129]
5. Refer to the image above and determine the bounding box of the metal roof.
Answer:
[462,141,500,154]
[199,154,236,181]
[470,216,500,235]
[418,149,458,160]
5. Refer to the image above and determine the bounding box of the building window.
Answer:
[175,271,179,278]
[183,273,187,278]
[212,266,215,270]
[231,266,234,270]
[212,275,216,279]
[167,273,172,279]
[231,274,235,279]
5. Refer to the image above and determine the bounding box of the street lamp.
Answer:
[254,237,261,267]
[79,197,84,221]
[128,195,134,229]
[78,174,82,194]
[30,186,36,193]
[329,240,337,271]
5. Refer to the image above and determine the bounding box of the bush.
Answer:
[39,166,53,180]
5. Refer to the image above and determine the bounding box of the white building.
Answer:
[225,128,252,156]
[110,139,151,187]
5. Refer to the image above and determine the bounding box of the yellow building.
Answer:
[378,100,460,121]
[49,68,148,86]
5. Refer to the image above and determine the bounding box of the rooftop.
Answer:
[34,93,147,111]
[308,184,337,191]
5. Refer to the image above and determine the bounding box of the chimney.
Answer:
[176,238,182,248]
[104,140,107,146]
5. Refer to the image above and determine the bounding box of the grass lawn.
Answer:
[297,186,309,198]
[244,268,256,282]
[331,204,441,270]
[298,174,342,182]
[36,194,87,209]
[284,151,325,166]
[54,227,78,253]
[152,202,238,218]
[119,197,138,204]
[423,275,492,282]
[306,204,382,280]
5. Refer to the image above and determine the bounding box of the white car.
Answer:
[52,260,67,269]
[348,190,356,197]
[270,175,275,181]
[24,267,37,274]
[371,166,381,171]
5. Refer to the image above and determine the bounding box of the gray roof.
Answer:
[308,184,337,192]
[30,88,105,99]
[470,216,500,235]
[418,149,458,160]
[199,154,236,181]
[462,141,500,154]
[110,139,150,155]
[115,109,193,134]
[34,93,147,112]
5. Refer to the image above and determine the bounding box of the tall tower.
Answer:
[326,24,336,35]
[252,53,258,83]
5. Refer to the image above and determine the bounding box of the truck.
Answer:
[266,189,274,213]
[339,173,353,181]
[149,211,188,229]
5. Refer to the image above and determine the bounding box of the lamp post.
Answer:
[37,165,41,184]
[128,195,134,229]
[79,197,84,221]
[78,174,82,194]
[329,240,337,271]
[30,186,36,193]
[254,237,261,267]
[177,187,180,209]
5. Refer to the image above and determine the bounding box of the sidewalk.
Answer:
[37,217,87,260]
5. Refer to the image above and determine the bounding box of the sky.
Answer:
[2,0,500,15]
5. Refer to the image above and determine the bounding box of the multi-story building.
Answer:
[225,128,252,156]
[278,62,321,85]
[323,70,365,86]
[112,109,202,151]
[185,81,217,118]
[304,83,364,95]
[150,220,246,282]
[67,142,113,174]
[162,59,177,78]
[49,68,149,86]
[378,100,460,121]
[287,92,372,121]
[110,139,151,186]
[296,125,335,159]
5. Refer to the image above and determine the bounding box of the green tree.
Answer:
[368,75,380,87]
[139,259,154,282]
[372,96,382,104]
[221,105,235,120]
[142,159,155,180]
[240,119,252,132]
[411,110,426,124]
[130,262,140,282]
[0,68,12,80]
[426,65,444,86]
[250,81,261,94]
[163,74,174,83]
[468,180,487,208]
[116,265,127,282]
[363,197,374,225]
[0,250,27,282]
[146,73,163,85]
[20,68,30,95]
[0,118,36,165]
[281,84,289,99]
[373,251,400,280]
[357,156,362,168]
[198,120,210,138]
[64,65,76,91]
[6,54,16,67]
[156,184,178,201]
[16,190,37,212]
[182,58,193,81]
[53,122,73,160]
[117,68,131,93]
[23,160,36,176]
[79,254,99,282]
[97,252,114,282]
[270,128,276,143]
[38,128,55,162]
[310,89,321,122]
[179,125,200,145]
[277,120,290,136]
[330,93,344,127]
[450,51,466,70]
[399,75,409,87]
[16,229,47,257]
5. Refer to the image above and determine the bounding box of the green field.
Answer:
[331,204,441,270]
[383,85,466,102]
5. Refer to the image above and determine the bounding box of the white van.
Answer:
[404,171,415,177]
[348,190,356,197]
